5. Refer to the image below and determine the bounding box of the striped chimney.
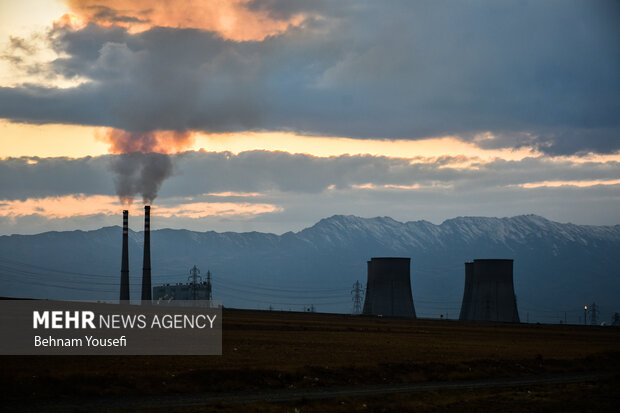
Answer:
[141,205,152,302]
[120,210,130,301]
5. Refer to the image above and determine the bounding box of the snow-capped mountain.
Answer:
[1,214,618,323]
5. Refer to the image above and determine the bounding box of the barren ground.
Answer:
[1,309,619,411]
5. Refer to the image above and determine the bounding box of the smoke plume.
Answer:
[111,152,173,205]
[100,129,194,155]
[99,128,194,205]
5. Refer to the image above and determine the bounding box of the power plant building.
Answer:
[459,259,520,323]
[153,282,212,301]
[362,257,416,318]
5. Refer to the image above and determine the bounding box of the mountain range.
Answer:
[1,214,618,324]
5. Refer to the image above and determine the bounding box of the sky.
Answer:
[0,0,619,235]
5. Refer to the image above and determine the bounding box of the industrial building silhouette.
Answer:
[459,259,520,323]
[362,257,416,318]
[153,266,213,301]
[153,282,212,301]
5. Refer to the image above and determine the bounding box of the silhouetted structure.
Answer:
[153,282,212,301]
[154,266,213,301]
[351,280,364,315]
[362,257,416,318]
[589,302,599,325]
[119,210,130,301]
[141,205,152,302]
[459,259,520,323]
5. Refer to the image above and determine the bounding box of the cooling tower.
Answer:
[119,210,130,301]
[458,259,520,323]
[141,205,152,302]
[458,262,474,320]
[362,257,416,318]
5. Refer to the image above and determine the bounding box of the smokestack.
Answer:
[362,257,416,318]
[458,259,520,323]
[120,210,130,301]
[141,205,152,302]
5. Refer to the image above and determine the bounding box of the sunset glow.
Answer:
[191,131,541,162]
[0,194,281,219]
[0,120,108,158]
[518,179,620,189]
[3,120,620,165]
[351,183,454,191]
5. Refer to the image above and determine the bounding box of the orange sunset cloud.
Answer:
[62,0,308,40]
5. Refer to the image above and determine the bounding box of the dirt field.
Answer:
[1,309,619,411]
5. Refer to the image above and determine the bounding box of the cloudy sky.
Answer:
[0,0,619,235]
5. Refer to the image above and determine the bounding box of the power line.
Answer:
[0,257,186,279]
[210,275,349,293]
[210,279,348,299]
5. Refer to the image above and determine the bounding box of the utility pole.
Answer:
[188,265,202,300]
[351,280,364,315]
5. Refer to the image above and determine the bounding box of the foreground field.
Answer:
[2,309,619,411]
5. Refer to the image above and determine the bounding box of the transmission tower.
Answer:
[589,302,599,325]
[351,280,364,315]
[188,265,202,300]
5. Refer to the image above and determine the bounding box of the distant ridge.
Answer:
[0,214,619,323]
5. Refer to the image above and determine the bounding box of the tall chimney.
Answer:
[120,210,130,301]
[141,205,152,302]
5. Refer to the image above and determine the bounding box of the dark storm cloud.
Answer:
[246,0,336,20]
[0,156,114,200]
[87,5,149,24]
[0,0,619,154]
[1,151,617,201]
[161,151,620,197]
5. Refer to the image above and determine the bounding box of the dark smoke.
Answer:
[111,152,173,205]
[99,128,193,204]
